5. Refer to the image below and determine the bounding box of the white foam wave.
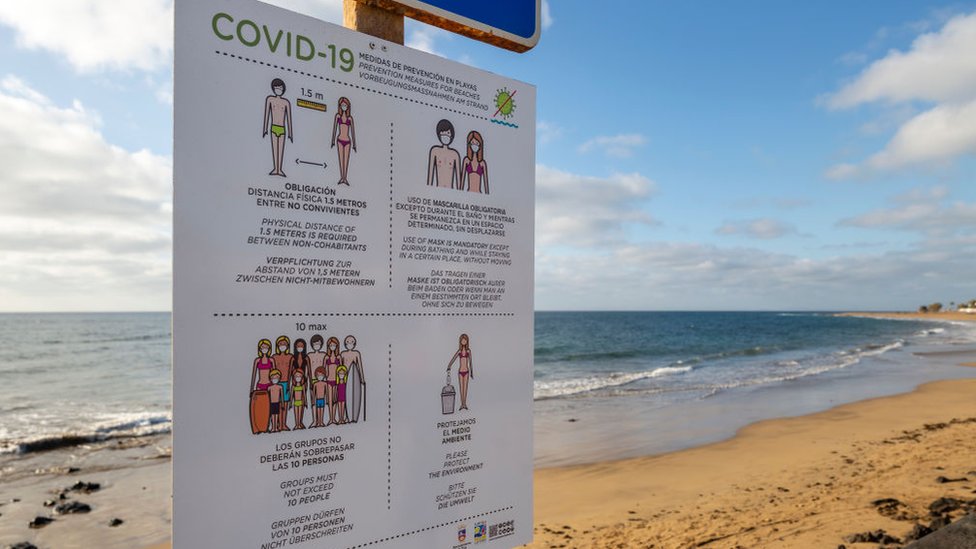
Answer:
[534,366,692,400]
[0,410,172,455]
[702,340,904,398]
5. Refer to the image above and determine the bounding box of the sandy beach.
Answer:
[525,313,976,548]
[136,369,976,549]
[838,311,976,322]
[529,375,976,548]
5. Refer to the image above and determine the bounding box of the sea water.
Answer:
[0,313,171,457]
[1,312,974,469]
[533,311,976,465]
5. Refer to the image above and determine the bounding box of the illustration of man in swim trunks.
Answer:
[427,119,461,189]
[262,78,293,177]
[312,366,329,428]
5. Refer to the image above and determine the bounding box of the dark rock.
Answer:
[69,481,101,494]
[28,516,54,528]
[108,518,124,527]
[8,543,40,549]
[843,529,900,544]
[67,467,81,474]
[936,476,969,484]
[874,498,911,519]
[929,515,953,531]
[54,501,91,514]
[929,497,964,515]
[42,499,56,507]
[904,514,976,548]
[567,418,577,422]
[904,523,934,542]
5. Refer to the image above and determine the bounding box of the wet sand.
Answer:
[0,435,171,549]
[528,375,976,548]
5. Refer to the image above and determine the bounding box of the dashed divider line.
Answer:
[216,51,489,121]
[389,122,394,289]
[387,343,392,510]
[212,312,515,317]
[343,506,515,549]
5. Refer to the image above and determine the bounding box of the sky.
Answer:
[1,0,975,311]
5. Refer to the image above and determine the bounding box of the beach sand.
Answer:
[0,436,172,549]
[526,314,976,548]
[141,372,976,549]
[528,375,976,548]
[838,311,976,322]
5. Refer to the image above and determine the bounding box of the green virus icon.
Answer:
[493,87,517,119]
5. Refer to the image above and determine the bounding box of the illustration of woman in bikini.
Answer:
[249,338,274,434]
[290,368,309,430]
[324,336,343,425]
[272,335,292,431]
[460,131,489,194]
[330,97,357,185]
[250,338,274,392]
[262,78,293,177]
[446,333,474,411]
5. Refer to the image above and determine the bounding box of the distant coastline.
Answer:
[837,311,976,322]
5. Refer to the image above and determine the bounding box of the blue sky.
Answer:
[1,0,975,311]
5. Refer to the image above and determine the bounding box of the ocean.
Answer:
[1,311,975,471]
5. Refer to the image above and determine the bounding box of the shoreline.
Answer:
[837,310,976,322]
[140,365,976,548]
[8,311,976,548]
[528,373,976,548]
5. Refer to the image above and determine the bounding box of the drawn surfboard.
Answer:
[348,362,361,422]
[250,390,270,434]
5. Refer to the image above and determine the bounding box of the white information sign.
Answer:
[173,0,535,547]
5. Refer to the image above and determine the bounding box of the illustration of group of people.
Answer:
[427,120,490,194]
[262,78,357,185]
[249,334,365,434]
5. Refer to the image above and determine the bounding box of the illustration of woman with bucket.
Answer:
[446,334,474,411]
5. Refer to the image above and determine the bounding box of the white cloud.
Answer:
[838,186,976,237]
[0,0,173,72]
[406,26,443,56]
[537,121,563,144]
[0,0,344,73]
[825,10,976,177]
[578,133,647,158]
[0,76,171,311]
[536,237,976,311]
[263,0,342,23]
[828,12,976,109]
[864,99,976,168]
[536,165,656,248]
[715,218,797,239]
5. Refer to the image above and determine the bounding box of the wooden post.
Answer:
[343,0,404,44]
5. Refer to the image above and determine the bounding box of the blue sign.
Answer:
[383,0,540,51]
